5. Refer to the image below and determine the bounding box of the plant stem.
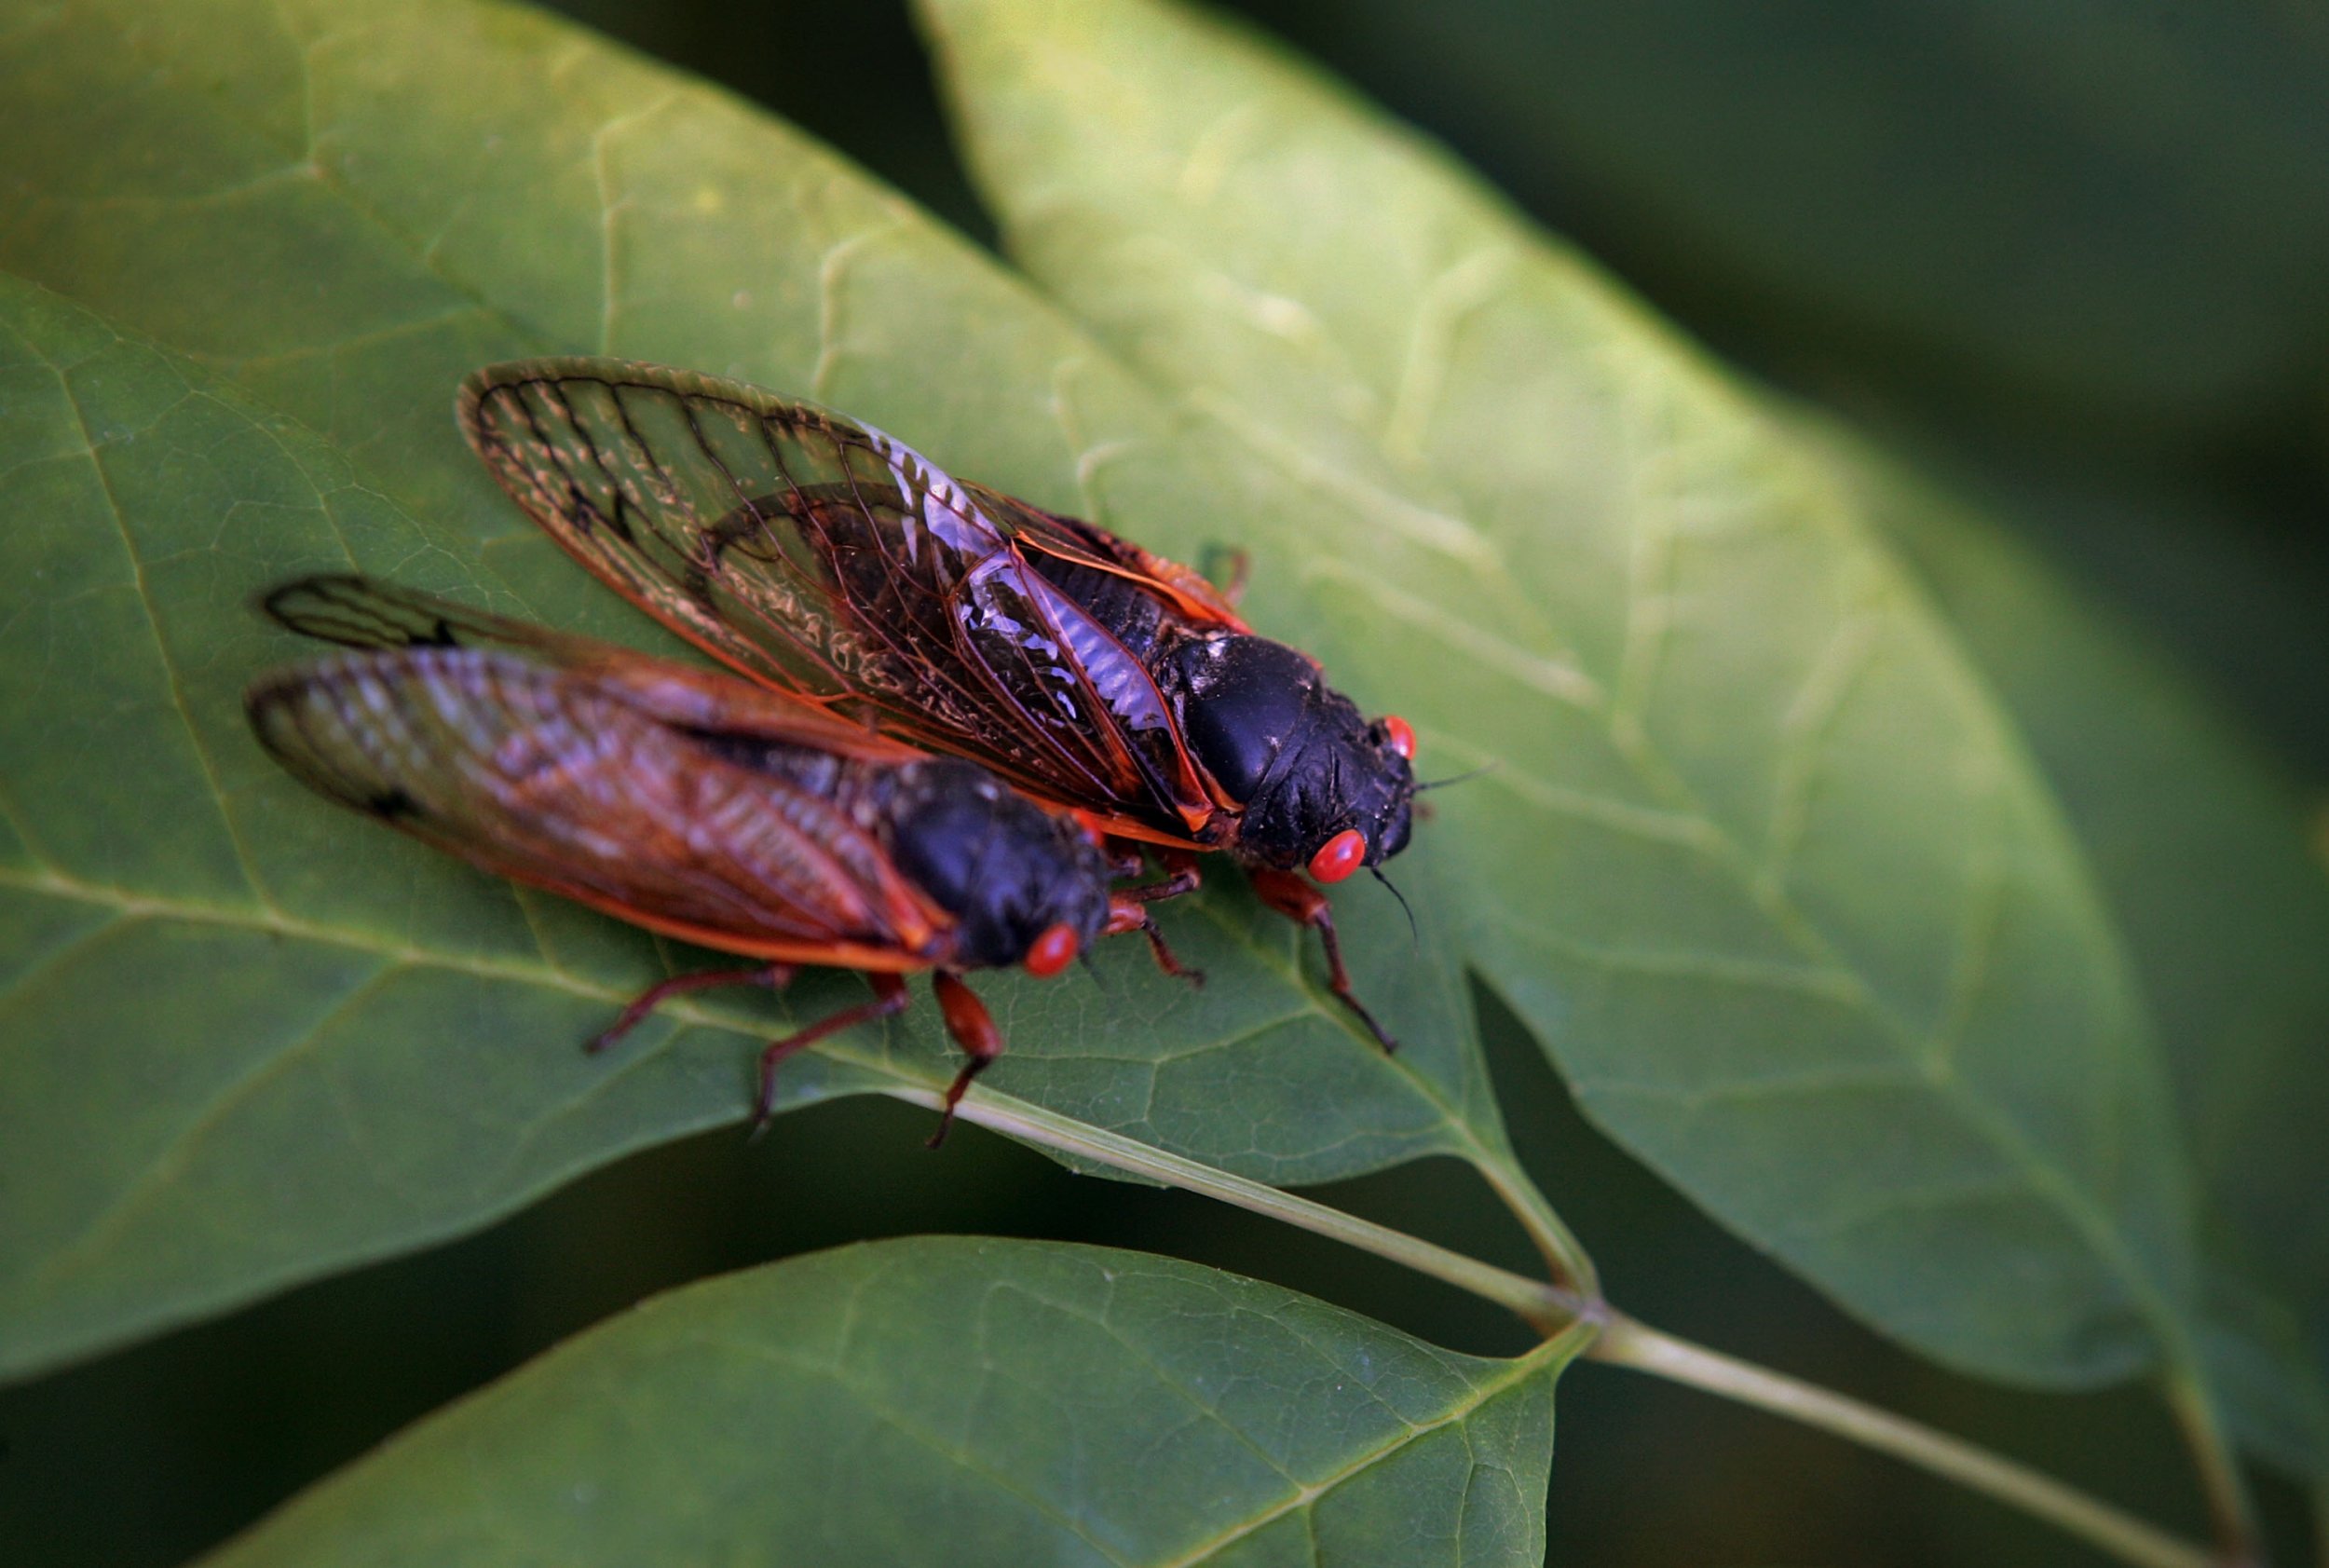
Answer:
[2161,1357,2261,1566]
[1590,1312,2216,1568]
[1469,1147,1599,1298]
[921,1082,2227,1568]
[898,1084,1584,1334]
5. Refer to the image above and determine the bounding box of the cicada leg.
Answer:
[589,962,796,1054]
[929,972,1004,1149]
[1204,544,1251,606]
[1246,867,1396,1054]
[749,973,911,1139]
[1106,893,1205,987]
[1117,846,1203,907]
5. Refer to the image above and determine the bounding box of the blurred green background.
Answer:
[2,1,2320,1562]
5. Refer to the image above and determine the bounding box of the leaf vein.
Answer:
[47,350,274,912]
[18,953,407,1301]
[1147,1339,1562,1568]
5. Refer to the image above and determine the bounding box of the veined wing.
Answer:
[961,481,1249,634]
[459,359,1215,839]
[246,646,947,966]
[261,574,929,766]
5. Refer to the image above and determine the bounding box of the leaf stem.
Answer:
[1589,1312,2216,1568]
[2161,1355,2262,1566]
[1469,1149,1599,1298]
[914,1082,2226,1568]
[894,1084,1583,1334]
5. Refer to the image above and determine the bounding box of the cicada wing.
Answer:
[960,481,1250,633]
[460,359,1213,839]
[260,574,543,654]
[245,647,945,962]
[260,574,928,765]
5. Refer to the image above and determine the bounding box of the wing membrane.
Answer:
[963,483,1249,631]
[247,645,945,964]
[263,574,928,765]
[461,359,1214,839]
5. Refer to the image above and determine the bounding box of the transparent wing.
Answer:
[261,574,929,765]
[246,646,945,964]
[960,481,1249,632]
[460,359,1214,838]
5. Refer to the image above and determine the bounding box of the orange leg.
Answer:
[929,971,1008,1149]
[589,962,795,1054]
[1206,545,1251,606]
[1107,893,1205,987]
[1246,867,1396,1054]
[749,973,910,1138]
[1119,846,1204,907]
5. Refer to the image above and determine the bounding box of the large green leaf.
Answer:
[1840,441,2329,1472]
[200,1237,1576,1567]
[0,255,1506,1378]
[919,0,2200,1390]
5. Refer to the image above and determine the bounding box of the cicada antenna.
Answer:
[1369,866,1419,948]
[1413,761,1497,792]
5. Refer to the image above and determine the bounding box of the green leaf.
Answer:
[1242,0,2329,443]
[200,1237,1576,1568]
[0,251,1506,1378]
[919,0,2200,1389]
[1837,439,2329,1472]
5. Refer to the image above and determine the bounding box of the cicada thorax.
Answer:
[869,757,1114,972]
[1021,559,1418,880]
[758,748,1122,975]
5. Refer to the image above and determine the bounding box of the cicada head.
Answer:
[1164,632,1416,881]
[885,760,1112,974]
[1257,702,1416,884]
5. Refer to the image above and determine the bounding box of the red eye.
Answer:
[1382,715,1416,761]
[1024,921,1080,977]
[1307,828,1368,884]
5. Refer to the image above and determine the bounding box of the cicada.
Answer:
[244,576,1187,1142]
[459,360,1418,1046]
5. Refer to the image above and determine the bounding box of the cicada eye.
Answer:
[1307,827,1368,884]
[1382,715,1416,761]
[1024,921,1081,977]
